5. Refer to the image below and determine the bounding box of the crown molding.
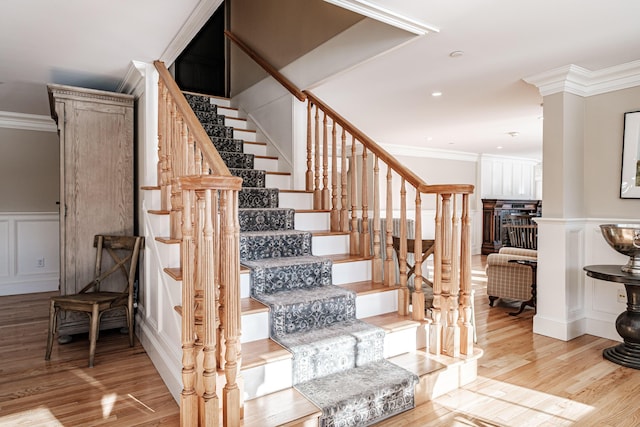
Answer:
[0,111,57,132]
[380,143,479,162]
[524,59,640,97]
[159,0,223,66]
[323,0,439,35]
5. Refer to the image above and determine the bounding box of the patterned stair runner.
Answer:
[186,92,418,427]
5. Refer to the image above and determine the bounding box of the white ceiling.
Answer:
[3,0,640,162]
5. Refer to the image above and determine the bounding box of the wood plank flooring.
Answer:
[0,291,179,426]
[2,256,640,426]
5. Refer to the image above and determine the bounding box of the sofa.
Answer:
[486,247,537,306]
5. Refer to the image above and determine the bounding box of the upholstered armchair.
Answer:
[486,247,537,307]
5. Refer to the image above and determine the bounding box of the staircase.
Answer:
[142,86,481,426]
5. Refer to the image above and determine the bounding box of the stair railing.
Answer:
[155,61,242,427]
[224,32,474,357]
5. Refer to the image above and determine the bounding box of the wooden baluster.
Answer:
[213,189,225,371]
[187,131,196,176]
[430,194,443,355]
[330,121,339,231]
[384,167,394,286]
[158,83,168,210]
[313,106,321,209]
[180,185,198,427]
[349,136,360,255]
[194,141,202,176]
[443,193,460,357]
[322,113,330,210]
[398,179,409,315]
[221,188,241,427]
[201,188,219,426]
[459,193,474,355]
[360,146,370,257]
[340,128,349,232]
[412,191,424,321]
[372,156,382,283]
[181,119,189,177]
[306,101,313,191]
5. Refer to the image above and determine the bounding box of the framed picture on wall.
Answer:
[620,111,640,198]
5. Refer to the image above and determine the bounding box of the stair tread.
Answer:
[241,388,321,427]
[340,280,401,296]
[165,265,249,281]
[141,185,159,190]
[174,298,266,318]
[241,338,292,370]
[324,253,372,263]
[362,311,423,333]
[148,209,169,215]
[280,189,312,193]
[309,229,349,236]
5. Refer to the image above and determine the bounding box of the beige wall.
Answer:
[0,128,59,212]
[543,86,640,219]
[230,0,363,95]
[584,86,640,218]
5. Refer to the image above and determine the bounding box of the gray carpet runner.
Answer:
[186,92,418,427]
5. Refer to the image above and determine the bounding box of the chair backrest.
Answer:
[82,235,144,294]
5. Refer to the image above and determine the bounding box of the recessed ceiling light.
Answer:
[497,146,503,149]
[426,137,433,141]
[449,50,464,58]
[431,91,442,97]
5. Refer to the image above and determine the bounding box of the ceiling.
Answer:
[3,1,640,162]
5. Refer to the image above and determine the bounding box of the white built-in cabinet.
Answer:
[48,84,134,336]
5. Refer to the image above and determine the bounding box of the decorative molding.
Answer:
[119,60,148,97]
[0,111,57,132]
[380,142,479,162]
[323,0,439,35]
[159,0,223,66]
[524,59,640,97]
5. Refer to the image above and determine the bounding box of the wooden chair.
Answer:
[45,235,144,367]
[392,236,436,288]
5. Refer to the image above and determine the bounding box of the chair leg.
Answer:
[88,304,100,368]
[126,307,134,347]
[45,300,57,361]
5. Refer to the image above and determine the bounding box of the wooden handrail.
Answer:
[154,60,231,176]
[303,91,428,192]
[224,31,307,102]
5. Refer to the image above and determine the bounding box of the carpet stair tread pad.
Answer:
[243,255,331,295]
[295,359,418,427]
[187,92,418,426]
[239,208,295,232]
[240,230,311,261]
[255,285,356,337]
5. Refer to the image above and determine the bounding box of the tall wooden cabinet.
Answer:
[481,199,541,255]
[48,84,134,336]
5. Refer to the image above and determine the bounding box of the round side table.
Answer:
[584,264,640,369]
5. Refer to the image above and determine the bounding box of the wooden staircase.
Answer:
[141,91,481,426]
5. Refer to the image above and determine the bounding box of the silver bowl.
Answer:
[600,224,640,274]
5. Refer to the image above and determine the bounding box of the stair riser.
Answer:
[243,142,267,157]
[217,106,240,118]
[156,242,180,269]
[254,157,278,171]
[265,174,291,189]
[295,212,330,231]
[233,129,256,142]
[209,97,231,109]
[243,359,293,400]
[147,213,170,237]
[355,290,398,319]
[279,192,313,210]
[225,117,249,130]
[143,190,161,211]
[311,234,349,256]
[332,260,371,285]
[241,311,270,343]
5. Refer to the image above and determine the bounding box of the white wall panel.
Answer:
[0,212,59,295]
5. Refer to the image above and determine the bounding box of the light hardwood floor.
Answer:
[2,256,639,426]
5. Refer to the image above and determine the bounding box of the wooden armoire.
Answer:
[48,84,134,337]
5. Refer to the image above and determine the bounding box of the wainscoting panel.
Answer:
[0,212,59,296]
